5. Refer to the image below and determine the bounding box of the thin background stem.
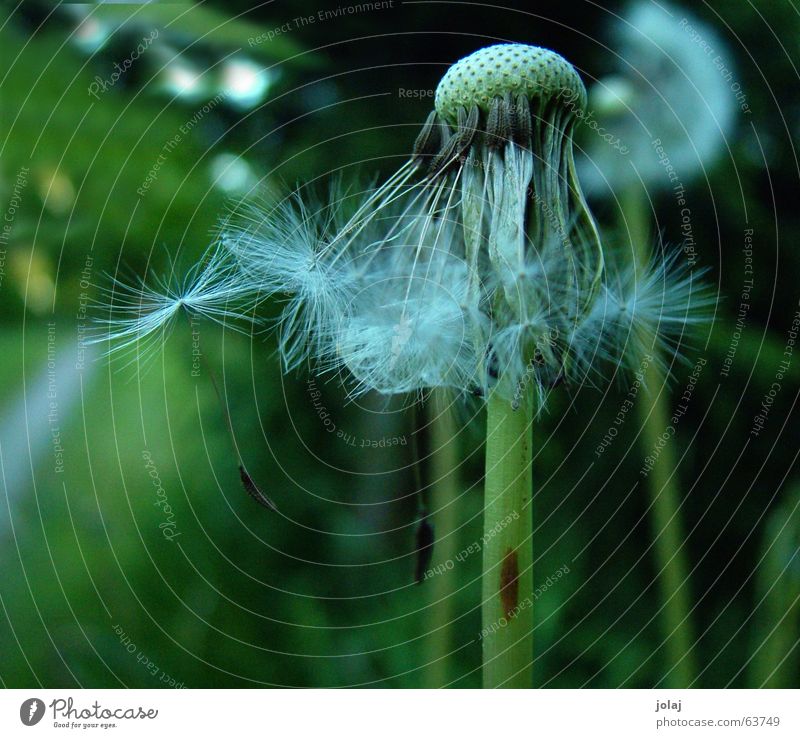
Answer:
[621,187,697,687]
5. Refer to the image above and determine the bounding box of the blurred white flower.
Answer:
[209,153,259,195]
[220,57,272,110]
[579,1,737,194]
[71,15,110,54]
[159,57,208,101]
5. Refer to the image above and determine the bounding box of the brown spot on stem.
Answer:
[499,548,519,618]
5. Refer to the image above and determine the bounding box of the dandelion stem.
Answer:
[751,484,800,688]
[424,390,461,687]
[482,388,533,688]
[621,187,696,687]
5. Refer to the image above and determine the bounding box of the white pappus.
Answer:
[95,44,712,406]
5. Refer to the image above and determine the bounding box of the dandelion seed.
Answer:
[93,246,277,511]
[569,248,715,384]
[91,245,261,367]
[239,465,277,511]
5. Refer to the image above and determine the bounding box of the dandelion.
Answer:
[97,42,709,687]
[218,45,704,405]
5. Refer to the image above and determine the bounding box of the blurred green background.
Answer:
[1,0,799,688]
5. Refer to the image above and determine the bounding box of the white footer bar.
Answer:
[1,689,797,737]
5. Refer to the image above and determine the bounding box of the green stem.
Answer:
[482,389,533,688]
[752,487,800,688]
[423,390,461,688]
[621,187,697,687]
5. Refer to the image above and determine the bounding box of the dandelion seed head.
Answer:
[97,43,710,405]
[215,43,704,402]
[434,44,587,124]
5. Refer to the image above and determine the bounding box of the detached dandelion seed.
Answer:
[92,245,261,367]
[92,246,274,510]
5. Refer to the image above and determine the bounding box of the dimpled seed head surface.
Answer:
[435,44,587,124]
